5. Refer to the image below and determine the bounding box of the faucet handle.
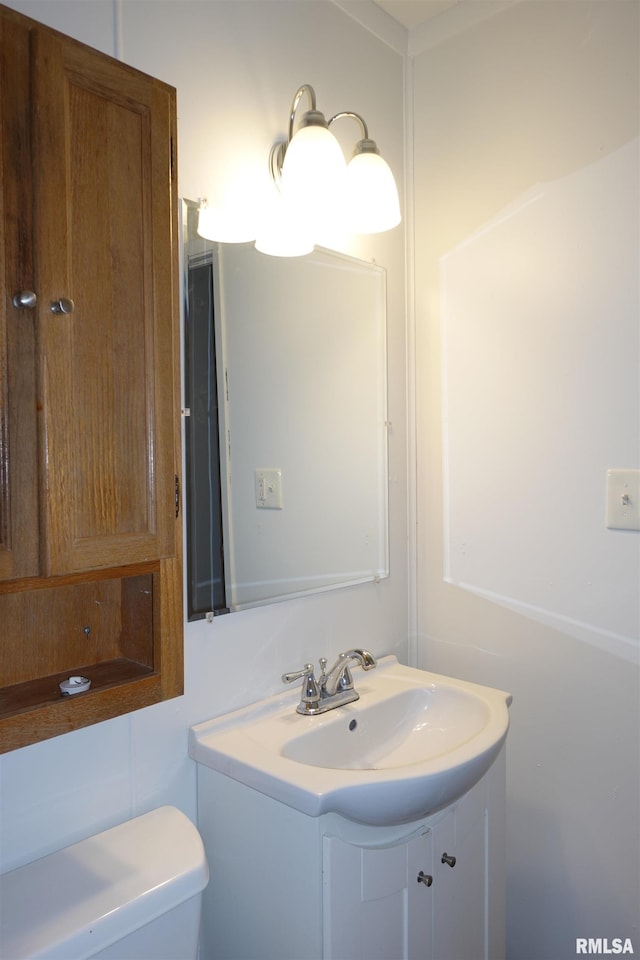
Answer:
[282,663,320,707]
[282,663,315,684]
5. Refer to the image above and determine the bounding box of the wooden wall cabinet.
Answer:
[0,4,183,752]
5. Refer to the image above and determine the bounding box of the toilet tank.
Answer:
[0,806,209,960]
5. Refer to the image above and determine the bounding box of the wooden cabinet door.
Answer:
[31,25,178,576]
[0,11,39,581]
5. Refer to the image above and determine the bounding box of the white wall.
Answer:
[0,0,408,871]
[412,2,639,957]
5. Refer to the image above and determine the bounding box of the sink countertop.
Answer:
[189,656,512,826]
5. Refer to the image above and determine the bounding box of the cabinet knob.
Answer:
[12,290,37,309]
[417,871,433,886]
[441,853,457,868]
[50,297,75,315]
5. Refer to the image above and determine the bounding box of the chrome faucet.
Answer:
[282,649,377,715]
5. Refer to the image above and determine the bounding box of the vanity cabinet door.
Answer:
[407,830,435,960]
[323,830,433,960]
[31,25,178,576]
[431,787,488,960]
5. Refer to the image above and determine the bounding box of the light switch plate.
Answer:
[606,469,640,531]
[255,469,283,510]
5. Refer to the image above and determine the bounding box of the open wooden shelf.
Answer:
[0,658,156,719]
[0,563,177,753]
[0,666,163,753]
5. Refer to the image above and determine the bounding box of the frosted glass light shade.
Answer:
[281,126,346,240]
[197,203,256,244]
[281,124,346,200]
[255,189,314,258]
[344,151,401,234]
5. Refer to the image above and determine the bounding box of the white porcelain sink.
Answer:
[189,656,512,826]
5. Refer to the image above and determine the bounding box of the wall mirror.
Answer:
[182,199,389,617]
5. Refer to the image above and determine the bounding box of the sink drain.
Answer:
[349,719,358,731]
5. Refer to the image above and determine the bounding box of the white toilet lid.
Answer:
[0,806,209,960]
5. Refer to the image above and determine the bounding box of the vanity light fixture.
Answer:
[256,83,401,256]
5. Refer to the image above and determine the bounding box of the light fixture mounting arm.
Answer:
[270,83,328,184]
[328,111,381,157]
[288,84,317,139]
[328,110,369,140]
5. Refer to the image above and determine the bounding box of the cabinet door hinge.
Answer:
[175,474,180,517]
[170,137,175,182]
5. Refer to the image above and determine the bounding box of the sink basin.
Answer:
[282,685,493,770]
[189,656,512,826]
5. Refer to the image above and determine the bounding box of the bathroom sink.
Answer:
[282,684,493,770]
[189,656,512,826]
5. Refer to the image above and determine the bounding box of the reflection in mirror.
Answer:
[182,199,389,618]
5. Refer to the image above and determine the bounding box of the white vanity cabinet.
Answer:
[195,748,506,960]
